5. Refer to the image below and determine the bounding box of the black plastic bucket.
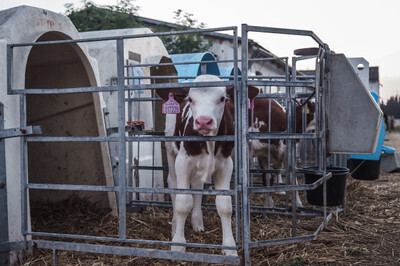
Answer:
[347,158,381,180]
[303,166,349,206]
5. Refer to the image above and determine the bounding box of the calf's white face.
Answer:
[187,75,227,135]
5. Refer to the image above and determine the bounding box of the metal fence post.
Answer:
[240,23,251,266]
[117,38,127,239]
[0,103,10,265]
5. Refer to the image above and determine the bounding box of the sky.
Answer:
[1,0,399,102]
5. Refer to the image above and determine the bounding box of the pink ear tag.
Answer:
[248,98,254,109]
[162,93,180,114]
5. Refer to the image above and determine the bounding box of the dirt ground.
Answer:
[22,133,400,265]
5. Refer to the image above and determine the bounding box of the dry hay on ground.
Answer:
[23,170,400,265]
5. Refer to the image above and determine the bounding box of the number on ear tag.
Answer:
[162,93,180,114]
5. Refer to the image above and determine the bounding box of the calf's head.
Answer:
[156,74,259,136]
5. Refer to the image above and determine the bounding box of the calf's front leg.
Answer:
[170,154,192,252]
[191,178,205,232]
[214,156,237,256]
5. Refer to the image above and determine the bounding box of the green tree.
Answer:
[64,0,140,32]
[65,2,212,54]
[157,9,213,54]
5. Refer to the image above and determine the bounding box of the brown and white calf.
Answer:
[157,75,259,256]
[244,98,315,207]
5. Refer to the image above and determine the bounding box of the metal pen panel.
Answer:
[3,22,338,265]
[116,38,127,239]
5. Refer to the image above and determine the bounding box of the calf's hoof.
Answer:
[171,245,186,252]
[191,218,204,232]
[222,249,238,256]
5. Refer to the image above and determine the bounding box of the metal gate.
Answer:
[1,25,339,265]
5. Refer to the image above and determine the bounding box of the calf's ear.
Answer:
[307,101,315,113]
[225,85,260,101]
[226,86,235,101]
[155,88,189,103]
[248,85,260,100]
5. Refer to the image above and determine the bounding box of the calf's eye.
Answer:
[188,97,192,103]
[220,97,226,103]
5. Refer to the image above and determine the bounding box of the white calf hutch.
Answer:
[0,6,383,266]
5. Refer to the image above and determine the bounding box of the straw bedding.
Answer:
[22,135,400,265]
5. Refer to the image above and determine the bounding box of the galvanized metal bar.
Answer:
[248,211,333,249]
[249,172,332,193]
[25,135,238,142]
[26,183,118,192]
[128,74,294,81]
[250,235,316,249]
[25,182,234,196]
[314,49,322,169]
[10,26,237,47]
[33,240,241,265]
[28,233,237,251]
[0,103,10,265]
[6,45,13,96]
[126,187,235,196]
[128,187,235,195]
[11,86,118,95]
[126,61,135,204]
[128,56,288,69]
[245,25,324,47]
[240,23,252,266]
[126,80,234,90]
[283,59,291,210]
[256,92,315,100]
[290,56,299,237]
[321,45,330,225]
[248,132,316,140]
[25,136,119,142]
[125,97,162,102]
[116,38,127,239]
[128,74,234,81]
[126,135,236,142]
[127,74,291,81]
[249,206,342,217]
[247,80,315,88]
[53,249,58,265]
[10,81,235,95]
[0,126,41,139]
[231,26,241,247]
[19,95,28,239]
